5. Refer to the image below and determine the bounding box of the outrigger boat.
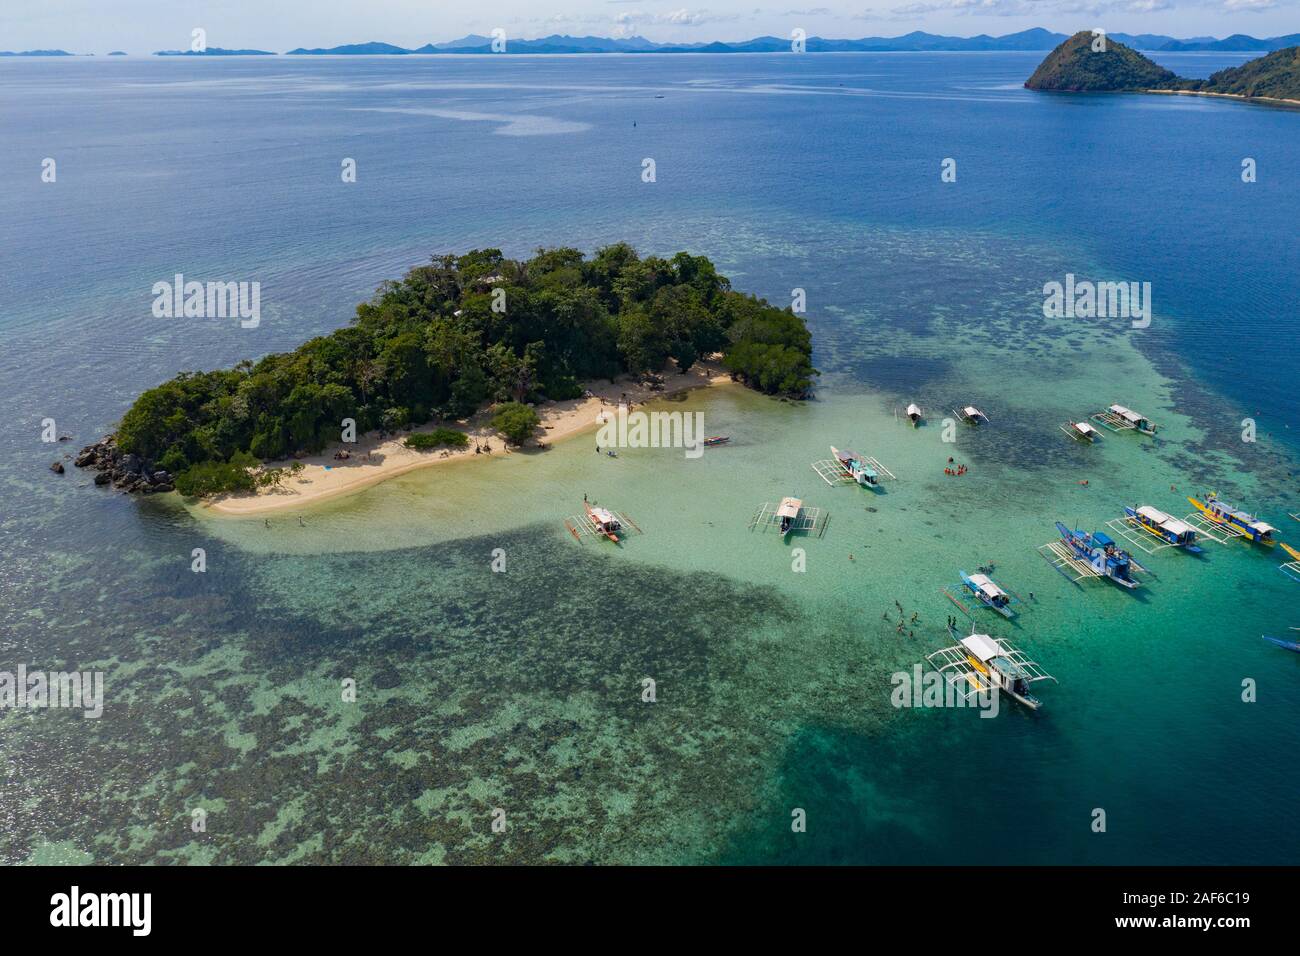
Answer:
[1186,494,1276,546]
[811,446,896,488]
[1091,404,1158,436]
[905,403,923,427]
[925,625,1056,711]
[1038,522,1147,588]
[703,436,730,446]
[1262,630,1300,653]
[749,497,829,538]
[1114,505,1203,554]
[1279,542,1300,582]
[1060,420,1100,443]
[953,405,990,426]
[942,571,1019,619]
[564,503,642,543]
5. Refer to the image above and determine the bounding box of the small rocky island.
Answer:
[78,245,817,497]
[1026,31,1300,104]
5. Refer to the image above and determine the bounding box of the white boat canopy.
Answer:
[1136,506,1193,537]
[967,574,1006,599]
[960,633,1002,662]
[1109,404,1146,424]
[1074,421,1098,435]
[591,507,618,524]
[777,497,802,519]
[906,403,921,417]
[963,406,984,419]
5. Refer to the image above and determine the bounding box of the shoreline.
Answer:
[204,361,732,517]
[1145,88,1300,108]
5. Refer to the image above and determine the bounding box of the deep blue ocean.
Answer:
[1,51,1298,864]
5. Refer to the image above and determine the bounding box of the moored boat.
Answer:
[954,405,989,425]
[1125,505,1203,553]
[777,497,802,536]
[1054,522,1144,588]
[1280,542,1300,582]
[926,626,1057,711]
[703,435,730,446]
[1060,420,1100,443]
[906,403,923,427]
[830,446,879,487]
[1094,404,1158,435]
[1187,493,1276,546]
[586,503,623,542]
[1262,634,1300,653]
[956,570,1018,618]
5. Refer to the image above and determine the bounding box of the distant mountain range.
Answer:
[277,30,1300,55]
[6,30,1300,58]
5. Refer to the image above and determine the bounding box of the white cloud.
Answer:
[1222,0,1276,10]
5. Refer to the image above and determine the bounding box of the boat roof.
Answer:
[963,405,983,417]
[1255,522,1277,534]
[1074,421,1098,434]
[907,403,921,414]
[1109,404,1145,422]
[834,447,863,461]
[1091,530,1116,547]
[590,506,617,523]
[777,497,802,517]
[1136,506,1192,536]
[960,633,1001,662]
[967,573,1005,597]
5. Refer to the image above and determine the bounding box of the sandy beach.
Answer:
[206,361,732,516]
[1145,89,1300,108]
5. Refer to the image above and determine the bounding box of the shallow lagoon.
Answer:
[1,51,1298,864]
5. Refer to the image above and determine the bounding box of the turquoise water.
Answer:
[1,52,1298,864]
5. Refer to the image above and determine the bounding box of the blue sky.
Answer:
[2,0,1295,52]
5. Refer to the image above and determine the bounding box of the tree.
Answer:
[492,402,541,446]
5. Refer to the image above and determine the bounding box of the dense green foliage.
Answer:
[404,428,470,451]
[491,403,542,445]
[1188,46,1300,100]
[1027,33,1300,101]
[172,452,259,497]
[1025,32,1177,91]
[114,245,816,494]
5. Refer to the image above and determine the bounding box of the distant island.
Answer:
[154,47,275,56]
[11,30,1300,58]
[1026,32,1300,105]
[77,246,816,497]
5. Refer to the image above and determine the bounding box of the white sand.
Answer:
[206,362,732,516]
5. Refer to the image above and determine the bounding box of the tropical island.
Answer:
[1026,31,1300,105]
[76,246,816,505]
